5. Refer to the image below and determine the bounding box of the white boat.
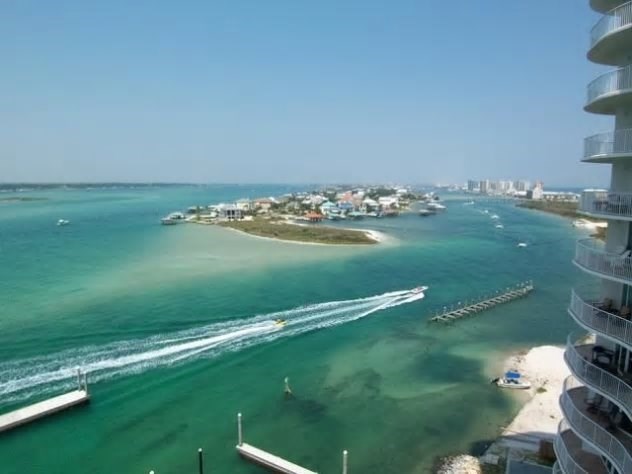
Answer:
[56,219,70,226]
[493,377,531,390]
[426,202,446,211]
[517,242,528,248]
[492,371,531,389]
[495,224,504,229]
[490,214,500,220]
[418,209,436,216]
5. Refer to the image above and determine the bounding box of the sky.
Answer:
[0,0,615,186]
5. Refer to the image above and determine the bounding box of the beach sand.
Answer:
[481,345,569,467]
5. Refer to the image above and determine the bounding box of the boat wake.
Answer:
[0,288,426,406]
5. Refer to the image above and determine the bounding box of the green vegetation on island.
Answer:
[515,199,580,218]
[219,219,377,245]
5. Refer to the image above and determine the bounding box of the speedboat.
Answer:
[492,370,531,389]
[411,286,427,294]
[426,202,446,211]
[57,219,70,226]
[493,377,531,390]
[274,319,287,328]
[490,214,500,220]
[418,209,436,216]
[495,224,504,229]
[517,242,528,248]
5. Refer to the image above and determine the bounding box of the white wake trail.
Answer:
[0,288,426,406]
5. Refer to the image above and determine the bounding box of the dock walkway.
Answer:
[430,282,534,323]
[0,389,89,433]
[237,443,317,474]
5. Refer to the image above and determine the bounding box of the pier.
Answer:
[236,413,350,474]
[0,370,89,434]
[430,281,534,323]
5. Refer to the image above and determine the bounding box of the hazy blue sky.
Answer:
[0,1,614,186]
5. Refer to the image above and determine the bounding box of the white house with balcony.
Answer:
[554,3,632,474]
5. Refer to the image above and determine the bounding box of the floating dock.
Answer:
[235,413,319,474]
[0,371,89,434]
[430,281,534,323]
[235,413,347,474]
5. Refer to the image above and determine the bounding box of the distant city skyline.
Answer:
[1,1,612,187]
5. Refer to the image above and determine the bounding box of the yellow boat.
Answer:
[274,319,287,328]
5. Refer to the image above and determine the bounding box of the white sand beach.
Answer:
[482,345,570,465]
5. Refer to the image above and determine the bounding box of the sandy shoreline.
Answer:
[481,345,569,467]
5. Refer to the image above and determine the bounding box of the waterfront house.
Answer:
[236,199,252,211]
[254,198,276,211]
[305,212,323,222]
[217,204,241,220]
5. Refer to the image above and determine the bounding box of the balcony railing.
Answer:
[560,377,632,474]
[554,422,590,474]
[584,129,632,160]
[564,335,632,416]
[580,190,632,219]
[591,1,632,49]
[569,290,632,348]
[574,239,632,283]
[587,65,632,107]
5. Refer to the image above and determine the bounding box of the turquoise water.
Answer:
[0,186,592,473]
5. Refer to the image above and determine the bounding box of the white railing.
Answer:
[584,129,632,159]
[555,421,590,474]
[587,65,632,106]
[580,190,632,219]
[591,1,632,48]
[564,335,632,416]
[561,377,632,474]
[569,290,632,348]
[574,239,632,283]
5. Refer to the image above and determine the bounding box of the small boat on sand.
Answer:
[492,371,531,389]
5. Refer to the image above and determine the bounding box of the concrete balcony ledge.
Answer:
[589,1,632,65]
[591,0,629,15]
[564,336,632,418]
[574,238,632,284]
[579,190,632,220]
[560,377,632,474]
[569,290,632,349]
[555,420,608,474]
[586,65,632,114]
[583,129,632,162]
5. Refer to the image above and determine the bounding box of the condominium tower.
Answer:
[554,1,632,473]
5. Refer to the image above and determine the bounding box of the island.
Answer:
[160,185,422,245]
[516,199,606,239]
[219,219,378,245]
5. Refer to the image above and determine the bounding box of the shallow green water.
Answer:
[0,186,592,473]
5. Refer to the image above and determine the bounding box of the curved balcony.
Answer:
[555,420,608,474]
[569,290,632,350]
[591,0,629,15]
[580,190,632,220]
[586,65,632,114]
[589,1,632,65]
[574,239,632,285]
[584,129,632,162]
[564,335,632,418]
[560,377,632,474]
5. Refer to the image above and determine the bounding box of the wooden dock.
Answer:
[430,281,534,323]
[0,371,89,434]
[235,413,344,474]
